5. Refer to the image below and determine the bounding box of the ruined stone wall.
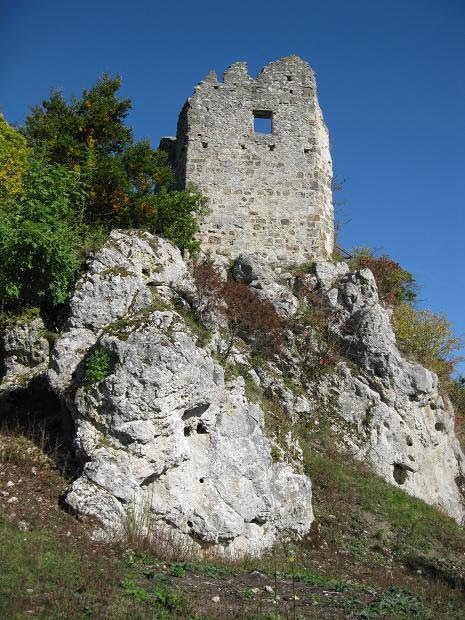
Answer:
[162,56,334,265]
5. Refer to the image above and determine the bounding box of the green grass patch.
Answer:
[83,347,112,385]
[0,516,192,619]
[297,417,465,558]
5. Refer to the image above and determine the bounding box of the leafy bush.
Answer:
[392,303,463,383]
[0,158,87,310]
[297,292,342,373]
[191,257,225,322]
[449,377,465,417]
[349,247,416,305]
[449,377,465,445]
[154,185,208,253]
[222,278,284,357]
[84,348,112,385]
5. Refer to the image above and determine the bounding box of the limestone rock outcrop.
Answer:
[315,267,465,524]
[249,259,465,524]
[0,316,49,389]
[2,228,463,553]
[48,231,313,556]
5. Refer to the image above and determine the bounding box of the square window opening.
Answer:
[253,111,273,134]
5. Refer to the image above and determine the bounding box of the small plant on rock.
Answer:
[221,278,284,360]
[295,291,342,375]
[191,257,225,323]
[84,347,112,385]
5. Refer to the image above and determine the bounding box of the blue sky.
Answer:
[1,0,464,372]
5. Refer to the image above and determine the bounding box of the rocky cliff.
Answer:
[1,230,463,557]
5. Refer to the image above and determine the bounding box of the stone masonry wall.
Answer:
[161,56,334,265]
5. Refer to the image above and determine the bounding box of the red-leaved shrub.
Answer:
[192,259,284,359]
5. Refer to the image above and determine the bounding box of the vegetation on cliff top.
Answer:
[0,76,207,315]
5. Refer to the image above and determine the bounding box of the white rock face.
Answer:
[238,257,465,523]
[1,317,49,388]
[312,266,465,524]
[49,231,313,556]
[8,230,462,549]
[49,230,194,391]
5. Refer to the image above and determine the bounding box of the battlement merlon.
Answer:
[160,56,334,265]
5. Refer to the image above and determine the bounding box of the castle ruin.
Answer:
[160,56,334,265]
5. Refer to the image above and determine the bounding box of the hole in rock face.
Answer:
[287,75,292,81]
[196,422,208,434]
[183,403,210,421]
[393,464,409,485]
[383,421,390,430]
[406,435,413,446]
[142,268,150,276]
[455,475,465,496]
[303,148,311,154]
[199,478,205,484]
[201,141,208,149]
[435,422,446,432]
[268,144,275,151]
[187,520,193,528]
[240,144,246,150]
[184,426,191,437]
[408,455,415,462]
[0,375,77,475]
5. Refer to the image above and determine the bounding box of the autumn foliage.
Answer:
[349,247,416,306]
[192,259,284,358]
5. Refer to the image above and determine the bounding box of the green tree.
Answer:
[22,74,206,252]
[23,75,132,166]
[1,76,208,317]
[22,75,176,229]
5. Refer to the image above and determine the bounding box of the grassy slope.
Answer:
[1,420,465,619]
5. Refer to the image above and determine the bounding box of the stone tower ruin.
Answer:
[160,56,334,265]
